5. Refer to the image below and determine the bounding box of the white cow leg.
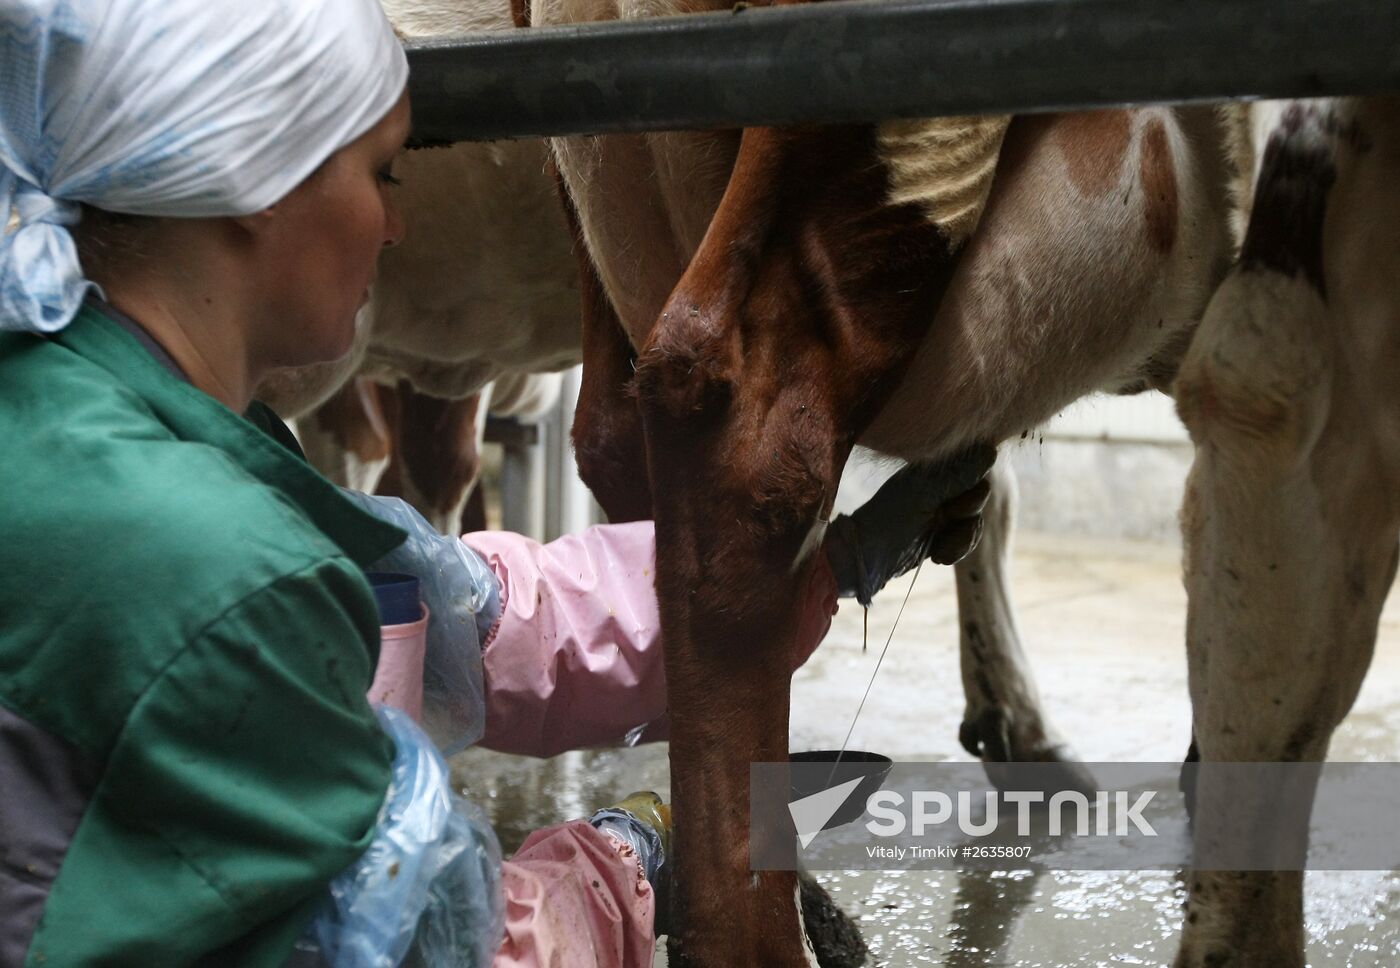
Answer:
[1173,98,1399,967]
[1175,318,1392,967]
[955,456,1096,795]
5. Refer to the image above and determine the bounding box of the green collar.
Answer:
[53,304,405,568]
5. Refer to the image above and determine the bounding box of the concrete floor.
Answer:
[450,531,1400,966]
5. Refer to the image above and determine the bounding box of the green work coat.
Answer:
[0,303,406,966]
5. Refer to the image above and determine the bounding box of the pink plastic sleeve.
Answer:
[463,522,838,758]
[494,820,655,968]
[463,522,664,757]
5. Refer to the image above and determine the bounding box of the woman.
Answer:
[0,1,991,965]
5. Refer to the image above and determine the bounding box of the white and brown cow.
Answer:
[538,0,1247,963]
[544,46,1132,793]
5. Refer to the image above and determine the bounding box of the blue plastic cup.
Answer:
[366,572,423,626]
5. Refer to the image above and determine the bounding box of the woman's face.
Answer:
[253,91,411,369]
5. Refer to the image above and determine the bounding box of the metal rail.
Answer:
[406,0,1400,143]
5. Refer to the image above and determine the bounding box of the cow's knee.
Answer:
[1177,103,1344,472]
[638,303,842,590]
[1175,271,1332,473]
[634,310,736,431]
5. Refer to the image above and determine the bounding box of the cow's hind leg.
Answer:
[1173,98,1400,967]
[297,376,393,494]
[376,382,485,535]
[956,456,1096,795]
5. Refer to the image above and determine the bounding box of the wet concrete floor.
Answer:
[450,531,1400,966]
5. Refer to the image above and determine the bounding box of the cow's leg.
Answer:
[376,381,485,535]
[955,456,1096,795]
[636,120,1004,966]
[572,276,653,523]
[552,123,739,524]
[297,376,393,493]
[1173,98,1400,967]
[559,173,655,523]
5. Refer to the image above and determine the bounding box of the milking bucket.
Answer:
[790,750,893,831]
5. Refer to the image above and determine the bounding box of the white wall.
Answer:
[1040,391,1189,445]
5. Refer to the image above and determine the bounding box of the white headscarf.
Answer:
[0,0,408,334]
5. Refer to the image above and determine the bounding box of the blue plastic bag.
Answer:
[341,490,501,754]
[299,706,505,967]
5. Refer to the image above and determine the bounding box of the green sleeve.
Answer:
[28,559,395,968]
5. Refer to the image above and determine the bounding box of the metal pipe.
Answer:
[497,419,548,540]
[406,0,1400,144]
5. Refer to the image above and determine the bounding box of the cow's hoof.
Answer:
[1173,942,1304,968]
[799,872,870,968]
[959,708,1098,797]
[1172,943,1233,968]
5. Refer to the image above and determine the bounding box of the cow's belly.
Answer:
[364,140,582,396]
[860,110,1231,462]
